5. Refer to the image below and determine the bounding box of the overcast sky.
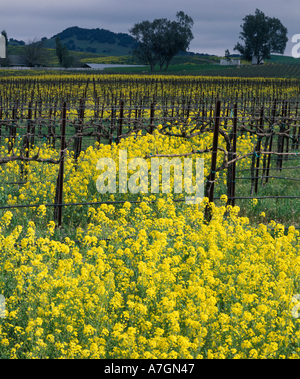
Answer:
[1,0,299,56]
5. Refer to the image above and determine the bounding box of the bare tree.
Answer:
[24,38,48,67]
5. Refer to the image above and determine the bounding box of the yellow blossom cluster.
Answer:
[0,125,254,226]
[0,199,299,358]
[0,73,299,359]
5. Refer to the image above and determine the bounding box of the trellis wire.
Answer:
[0,96,299,228]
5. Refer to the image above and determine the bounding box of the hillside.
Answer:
[6,25,300,77]
[44,26,137,56]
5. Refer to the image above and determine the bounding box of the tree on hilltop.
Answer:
[129,11,194,71]
[234,9,288,64]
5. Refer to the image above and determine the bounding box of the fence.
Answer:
[0,96,299,227]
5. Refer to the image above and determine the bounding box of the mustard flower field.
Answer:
[0,73,300,359]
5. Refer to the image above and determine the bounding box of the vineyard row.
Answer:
[0,98,299,226]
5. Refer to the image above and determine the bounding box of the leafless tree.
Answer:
[24,38,49,67]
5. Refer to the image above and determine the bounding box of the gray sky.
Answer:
[1,0,299,56]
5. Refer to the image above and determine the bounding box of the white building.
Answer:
[220,58,240,66]
[0,34,6,59]
[252,56,264,65]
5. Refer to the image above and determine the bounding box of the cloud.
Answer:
[0,0,298,55]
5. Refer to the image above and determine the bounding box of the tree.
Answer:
[55,36,74,68]
[24,38,48,67]
[234,9,288,64]
[129,19,164,72]
[129,12,194,71]
[159,12,194,71]
[225,49,231,62]
[1,30,8,48]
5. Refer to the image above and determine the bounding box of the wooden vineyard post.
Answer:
[30,102,37,148]
[79,99,84,155]
[53,100,58,149]
[54,102,67,227]
[26,102,32,154]
[23,102,32,181]
[117,100,124,143]
[97,104,104,146]
[285,102,291,160]
[230,103,237,206]
[186,99,191,121]
[150,102,155,134]
[296,101,300,150]
[292,101,298,150]
[48,107,52,146]
[109,104,116,145]
[8,106,17,153]
[37,98,42,138]
[205,100,221,221]
[277,101,287,171]
[254,106,264,194]
[265,99,277,184]
[74,98,85,161]
[0,103,2,147]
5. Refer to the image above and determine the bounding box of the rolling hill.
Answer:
[6,26,300,77]
[44,26,137,56]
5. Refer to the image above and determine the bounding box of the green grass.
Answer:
[236,162,300,227]
[265,55,300,65]
[94,54,300,78]
[213,145,300,228]
[102,62,300,78]
[5,47,300,78]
